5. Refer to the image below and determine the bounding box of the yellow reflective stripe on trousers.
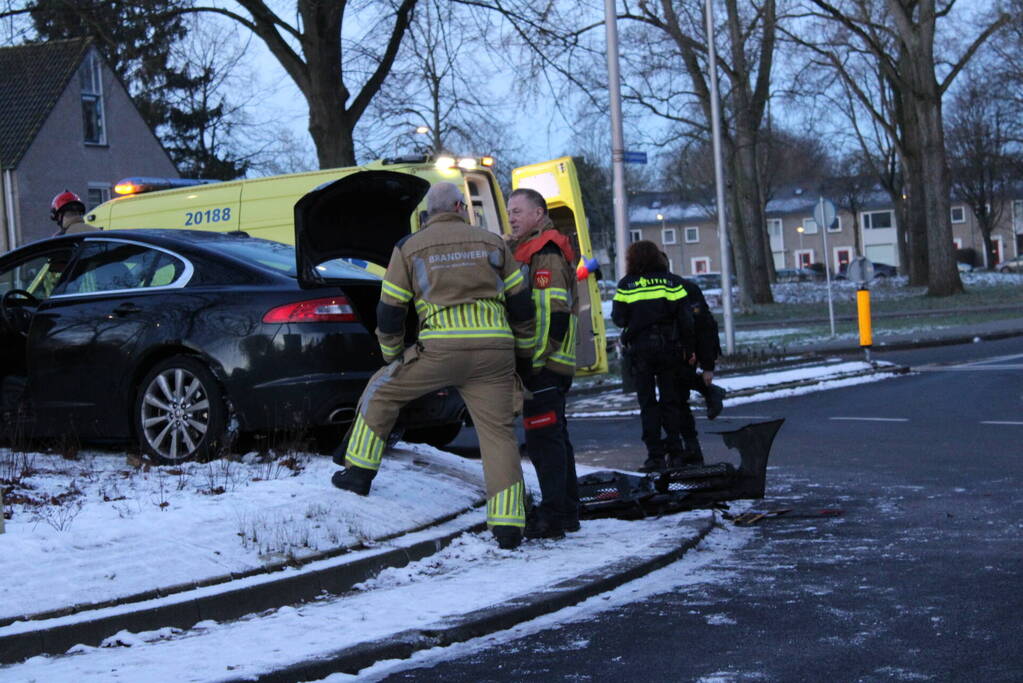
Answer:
[346,414,385,471]
[487,481,526,526]
[381,280,413,303]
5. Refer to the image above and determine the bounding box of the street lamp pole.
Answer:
[705,0,734,354]
[604,0,629,281]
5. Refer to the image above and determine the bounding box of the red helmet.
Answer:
[50,190,86,222]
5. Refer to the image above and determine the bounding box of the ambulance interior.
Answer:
[547,204,598,370]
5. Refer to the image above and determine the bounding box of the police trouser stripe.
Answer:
[487,481,526,526]
[346,414,384,470]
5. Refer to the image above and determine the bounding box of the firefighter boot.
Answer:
[525,508,566,540]
[492,525,523,550]
[706,384,726,420]
[331,466,375,496]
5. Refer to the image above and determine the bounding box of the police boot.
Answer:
[331,466,375,496]
[639,455,666,473]
[679,438,704,466]
[705,384,726,420]
[492,525,523,550]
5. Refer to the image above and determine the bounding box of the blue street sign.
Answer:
[622,151,647,164]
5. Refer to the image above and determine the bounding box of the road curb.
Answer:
[0,507,487,665]
[229,513,718,682]
[570,363,906,407]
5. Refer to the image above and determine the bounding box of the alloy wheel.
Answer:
[140,366,211,461]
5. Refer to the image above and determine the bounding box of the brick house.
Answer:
[628,186,1023,276]
[0,38,178,250]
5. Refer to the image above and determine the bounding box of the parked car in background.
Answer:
[775,268,821,283]
[0,229,464,463]
[836,261,898,280]
[996,256,1023,273]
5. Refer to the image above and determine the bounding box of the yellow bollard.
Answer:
[857,286,872,361]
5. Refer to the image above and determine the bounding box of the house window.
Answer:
[951,206,966,223]
[795,249,815,268]
[87,184,110,210]
[827,215,842,232]
[684,227,699,243]
[691,257,710,274]
[80,51,106,145]
[661,228,677,245]
[766,218,782,238]
[862,210,893,230]
[802,218,819,235]
[629,229,642,243]
[952,238,963,249]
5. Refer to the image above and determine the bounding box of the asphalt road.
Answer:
[385,337,1023,681]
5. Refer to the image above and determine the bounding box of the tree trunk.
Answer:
[915,93,964,295]
[308,98,356,168]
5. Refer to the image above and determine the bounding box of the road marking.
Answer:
[980,421,1023,426]
[829,417,909,422]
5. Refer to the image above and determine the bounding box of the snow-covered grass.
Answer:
[0,445,483,621]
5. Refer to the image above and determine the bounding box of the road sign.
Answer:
[846,256,875,284]
[813,198,837,230]
[622,151,647,164]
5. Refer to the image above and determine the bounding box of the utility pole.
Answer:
[705,0,734,353]
[604,0,629,281]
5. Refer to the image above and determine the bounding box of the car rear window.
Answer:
[215,239,379,280]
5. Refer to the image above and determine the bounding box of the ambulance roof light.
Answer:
[113,177,220,196]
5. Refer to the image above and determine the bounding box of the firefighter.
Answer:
[506,187,579,540]
[50,191,91,236]
[612,240,700,472]
[331,182,535,550]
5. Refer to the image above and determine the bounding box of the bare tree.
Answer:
[169,0,418,169]
[796,0,1009,295]
[358,0,521,163]
[945,67,1022,268]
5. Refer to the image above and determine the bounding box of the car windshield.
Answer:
[214,239,379,280]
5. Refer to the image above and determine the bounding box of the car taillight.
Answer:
[263,296,358,323]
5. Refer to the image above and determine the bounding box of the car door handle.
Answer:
[113,303,142,316]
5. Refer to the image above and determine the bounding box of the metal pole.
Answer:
[604,0,629,281]
[819,196,836,337]
[705,0,734,354]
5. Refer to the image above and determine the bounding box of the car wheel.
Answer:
[135,356,227,464]
[403,422,462,448]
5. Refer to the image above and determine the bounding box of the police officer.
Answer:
[50,191,91,236]
[332,182,535,550]
[507,187,579,540]
[612,240,701,472]
[674,268,726,466]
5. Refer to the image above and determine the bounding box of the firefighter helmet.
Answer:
[50,190,86,223]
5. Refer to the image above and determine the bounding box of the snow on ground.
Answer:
[569,361,898,418]
[0,445,483,621]
[3,511,726,682]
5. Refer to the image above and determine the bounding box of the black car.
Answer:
[0,223,464,463]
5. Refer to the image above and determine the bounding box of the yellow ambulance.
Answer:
[87,155,608,375]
